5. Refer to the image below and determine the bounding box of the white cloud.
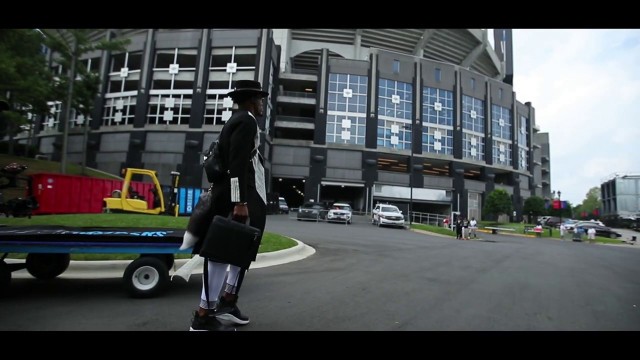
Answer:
[512,29,640,205]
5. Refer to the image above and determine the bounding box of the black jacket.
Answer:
[216,110,259,203]
[192,110,267,256]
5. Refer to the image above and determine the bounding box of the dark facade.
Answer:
[22,29,551,221]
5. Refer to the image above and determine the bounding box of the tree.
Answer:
[523,195,545,223]
[574,187,602,219]
[483,189,513,222]
[42,29,129,173]
[0,29,55,155]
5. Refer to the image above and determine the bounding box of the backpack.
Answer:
[203,137,229,183]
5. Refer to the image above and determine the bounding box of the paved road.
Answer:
[1,214,639,330]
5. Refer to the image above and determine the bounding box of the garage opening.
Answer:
[270,177,306,209]
[320,181,366,213]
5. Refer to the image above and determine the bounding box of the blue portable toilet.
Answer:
[177,187,204,215]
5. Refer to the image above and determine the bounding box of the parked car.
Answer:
[296,202,328,221]
[278,197,289,214]
[568,220,605,231]
[327,203,352,224]
[372,204,405,228]
[561,219,579,232]
[575,224,622,239]
[538,216,551,224]
[545,216,563,228]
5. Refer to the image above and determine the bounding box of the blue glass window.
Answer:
[491,104,511,140]
[462,95,486,161]
[421,86,453,156]
[517,115,529,171]
[326,72,368,145]
[377,78,413,150]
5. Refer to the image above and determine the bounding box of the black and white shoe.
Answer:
[190,311,236,331]
[216,305,250,325]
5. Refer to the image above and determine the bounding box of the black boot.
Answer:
[215,293,250,325]
[190,311,236,331]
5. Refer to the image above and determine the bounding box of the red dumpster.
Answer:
[29,173,155,215]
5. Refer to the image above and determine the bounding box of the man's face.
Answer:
[253,95,265,116]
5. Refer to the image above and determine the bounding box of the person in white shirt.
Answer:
[469,217,478,239]
[587,227,596,240]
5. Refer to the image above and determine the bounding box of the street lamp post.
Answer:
[409,148,413,226]
[553,189,562,225]
[558,190,562,226]
[403,124,414,226]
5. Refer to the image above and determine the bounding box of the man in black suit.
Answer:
[190,80,269,331]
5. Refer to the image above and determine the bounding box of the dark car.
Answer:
[575,224,622,239]
[278,197,289,214]
[296,202,328,221]
[545,216,562,228]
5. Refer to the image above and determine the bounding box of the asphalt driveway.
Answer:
[1,215,639,331]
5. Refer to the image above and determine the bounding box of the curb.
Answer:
[6,239,316,279]
[252,237,315,269]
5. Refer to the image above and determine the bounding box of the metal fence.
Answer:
[409,211,448,227]
[285,208,448,228]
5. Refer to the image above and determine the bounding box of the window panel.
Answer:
[326,73,368,145]
[491,104,512,140]
[518,114,529,171]
[102,51,143,127]
[155,51,176,68]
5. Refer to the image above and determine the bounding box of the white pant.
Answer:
[199,261,242,309]
[470,227,477,237]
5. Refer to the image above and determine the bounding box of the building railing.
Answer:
[283,207,447,228]
[276,115,315,124]
[280,90,316,98]
[290,68,318,75]
[409,211,448,226]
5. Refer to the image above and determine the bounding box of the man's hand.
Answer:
[232,203,249,222]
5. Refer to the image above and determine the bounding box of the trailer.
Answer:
[0,225,190,298]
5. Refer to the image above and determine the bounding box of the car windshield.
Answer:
[333,205,351,211]
[381,206,400,213]
[302,203,319,209]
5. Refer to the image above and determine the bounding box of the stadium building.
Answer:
[22,29,552,220]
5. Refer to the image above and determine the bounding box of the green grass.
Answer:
[480,221,626,245]
[411,220,626,245]
[1,153,120,201]
[589,237,625,245]
[0,154,118,179]
[1,213,297,260]
[410,223,456,236]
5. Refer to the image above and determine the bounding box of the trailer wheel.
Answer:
[0,261,10,294]
[123,257,168,298]
[26,253,70,280]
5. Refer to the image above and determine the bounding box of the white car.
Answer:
[372,204,405,228]
[327,203,352,224]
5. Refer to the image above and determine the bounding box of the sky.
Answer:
[496,29,640,206]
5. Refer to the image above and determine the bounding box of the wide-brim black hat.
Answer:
[227,80,269,99]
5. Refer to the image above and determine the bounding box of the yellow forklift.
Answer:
[103,168,180,216]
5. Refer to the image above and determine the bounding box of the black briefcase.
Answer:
[199,215,261,269]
